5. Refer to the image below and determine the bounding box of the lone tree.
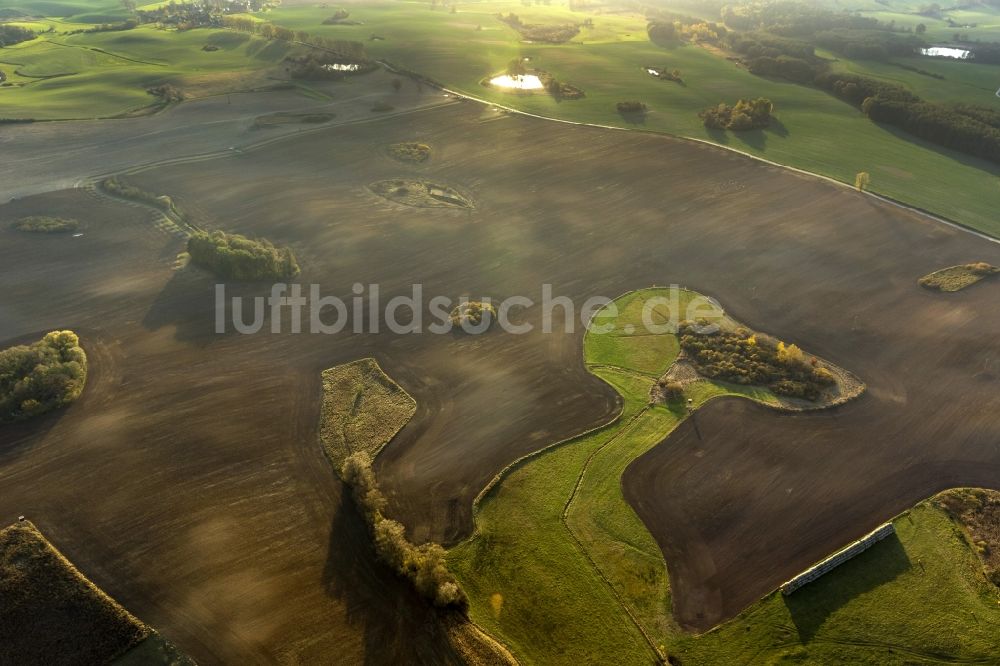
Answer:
[855,171,871,192]
[916,23,927,34]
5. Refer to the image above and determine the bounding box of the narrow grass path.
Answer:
[449,288,1000,665]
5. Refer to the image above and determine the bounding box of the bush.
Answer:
[11,216,79,233]
[187,230,300,281]
[341,452,468,610]
[450,301,496,329]
[661,381,684,401]
[388,142,431,163]
[616,100,647,114]
[0,331,87,422]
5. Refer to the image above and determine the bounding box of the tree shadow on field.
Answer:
[142,269,238,345]
[704,126,729,145]
[735,128,767,151]
[783,533,911,642]
[768,117,789,137]
[323,489,465,665]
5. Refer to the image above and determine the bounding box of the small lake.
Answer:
[920,46,971,59]
[489,74,543,90]
[321,63,360,72]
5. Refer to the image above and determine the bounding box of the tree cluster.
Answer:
[816,72,1000,164]
[0,24,35,47]
[100,177,183,218]
[721,1,880,36]
[0,331,87,422]
[699,98,773,131]
[813,28,925,61]
[616,100,647,114]
[449,301,496,328]
[679,323,834,401]
[496,13,580,43]
[147,83,185,104]
[322,9,351,24]
[187,230,300,281]
[341,452,468,609]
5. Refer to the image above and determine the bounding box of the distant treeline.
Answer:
[496,12,582,43]
[0,331,87,423]
[720,21,1000,163]
[0,24,35,47]
[187,230,300,281]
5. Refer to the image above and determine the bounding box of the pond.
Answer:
[488,74,543,90]
[321,63,361,72]
[920,46,971,59]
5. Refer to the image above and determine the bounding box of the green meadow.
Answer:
[448,288,1000,665]
[263,1,1000,237]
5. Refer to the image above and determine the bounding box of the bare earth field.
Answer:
[2,97,1000,660]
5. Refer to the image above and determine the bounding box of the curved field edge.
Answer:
[316,357,519,665]
[258,2,1000,239]
[447,288,1000,665]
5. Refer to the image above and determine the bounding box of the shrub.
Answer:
[449,301,496,329]
[99,177,183,218]
[388,142,431,163]
[616,100,647,114]
[11,216,79,233]
[0,331,87,422]
[662,381,684,401]
[187,230,300,281]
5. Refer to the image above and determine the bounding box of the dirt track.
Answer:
[3,99,1000,659]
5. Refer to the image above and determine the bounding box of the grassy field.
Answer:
[449,288,1000,665]
[259,1,1000,237]
[0,20,293,118]
[318,357,417,467]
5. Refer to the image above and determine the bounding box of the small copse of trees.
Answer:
[0,331,87,422]
[616,100,647,114]
[341,452,468,609]
[187,230,300,281]
[679,322,835,401]
[449,301,496,329]
[700,98,773,131]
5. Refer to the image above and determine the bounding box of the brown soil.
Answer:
[3,100,1000,657]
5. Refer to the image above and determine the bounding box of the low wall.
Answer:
[780,522,896,595]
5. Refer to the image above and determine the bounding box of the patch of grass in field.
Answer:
[669,503,1000,665]
[11,214,79,232]
[450,287,1000,664]
[318,357,417,466]
[918,262,999,291]
[0,521,149,665]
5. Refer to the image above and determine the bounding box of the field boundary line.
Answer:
[558,406,667,662]
[396,75,1000,246]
